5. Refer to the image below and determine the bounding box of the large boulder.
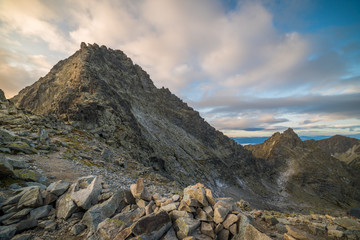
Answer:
[130,178,151,201]
[17,187,43,209]
[183,183,209,207]
[81,190,125,234]
[47,180,71,196]
[70,175,102,210]
[97,207,145,240]
[131,210,172,239]
[174,217,201,239]
[56,193,78,220]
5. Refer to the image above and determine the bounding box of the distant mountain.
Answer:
[245,128,360,213]
[232,134,360,145]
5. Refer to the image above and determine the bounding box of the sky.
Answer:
[0,0,359,137]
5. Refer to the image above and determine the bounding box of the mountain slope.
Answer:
[245,128,360,213]
[12,43,266,205]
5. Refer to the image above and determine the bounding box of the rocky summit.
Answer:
[11,43,268,207]
[1,43,360,239]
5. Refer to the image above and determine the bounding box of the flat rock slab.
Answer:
[47,180,71,196]
[17,187,43,209]
[70,175,103,210]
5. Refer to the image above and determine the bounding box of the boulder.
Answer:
[201,222,215,238]
[223,214,238,229]
[218,229,230,240]
[97,207,145,240]
[47,180,71,196]
[162,227,178,240]
[130,178,151,201]
[205,188,216,206]
[214,206,230,224]
[29,205,52,220]
[17,187,43,209]
[7,208,32,221]
[56,193,78,220]
[70,175,102,210]
[183,184,209,207]
[131,210,172,239]
[174,217,201,239]
[160,203,178,212]
[71,223,86,236]
[285,225,315,240]
[81,190,125,234]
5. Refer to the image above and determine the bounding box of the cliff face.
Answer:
[12,43,265,204]
[245,129,360,213]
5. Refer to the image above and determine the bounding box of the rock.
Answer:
[264,215,279,226]
[124,190,136,204]
[46,180,71,196]
[17,187,43,209]
[15,218,37,232]
[286,225,315,240]
[13,169,42,182]
[172,194,180,202]
[130,178,152,201]
[223,214,238,229]
[145,201,155,215]
[70,175,103,210]
[215,223,224,234]
[8,208,32,221]
[203,206,214,218]
[131,210,172,239]
[160,203,178,212]
[97,208,145,240]
[0,89,6,101]
[183,184,209,207]
[169,210,191,222]
[29,205,52,220]
[328,229,344,238]
[43,191,58,205]
[25,182,47,189]
[136,199,147,208]
[195,208,208,221]
[38,129,49,145]
[56,193,78,220]
[162,227,178,240]
[114,226,132,240]
[0,225,16,240]
[309,222,326,235]
[214,206,230,224]
[7,142,37,154]
[81,190,125,234]
[229,223,237,235]
[0,158,14,177]
[178,201,196,213]
[201,222,215,238]
[334,217,360,230]
[174,217,201,239]
[217,229,229,240]
[205,188,216,206]
[71,223,86,236]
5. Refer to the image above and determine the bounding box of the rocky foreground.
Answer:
[1,172,360,240]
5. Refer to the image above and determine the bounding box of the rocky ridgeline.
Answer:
[1,176,360,240]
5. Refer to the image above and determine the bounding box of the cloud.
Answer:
[0,48,52,98]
